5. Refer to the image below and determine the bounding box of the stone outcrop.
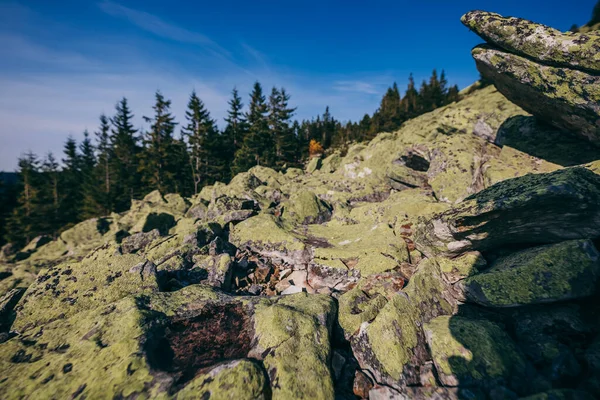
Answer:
[461,10,600,73]
[472,44,600,144]
[462,11,600,145]
[414,167,600,257]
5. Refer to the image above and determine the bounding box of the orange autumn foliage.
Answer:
[309,139,324,156]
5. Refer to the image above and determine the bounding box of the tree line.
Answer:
[1,69,460,247]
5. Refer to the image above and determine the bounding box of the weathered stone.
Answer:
[472,45,600,144]
[415,168,600,256]
[461,10,600,73]
[458,240,600,307]
[281,191,332,225]
[424,315,530,391]
[512,305,590,385]
[306,157,322,174]
[229,214,309,267]
[12,245,160,332]
[120,229,160,254]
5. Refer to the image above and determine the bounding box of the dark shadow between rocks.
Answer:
[143,213,176,236]
[496,116,600,167]
[443,293,600,399]
[145,302,255,391]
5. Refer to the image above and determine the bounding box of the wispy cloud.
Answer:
[97,1,231,59]
[332,80,381,95]
[241,42,271,74]
[0,2,390,170]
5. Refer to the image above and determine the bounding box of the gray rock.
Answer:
[415,168,600,257]
[457,240,600,307]
[461,10,600,73]
[472,45,600,144]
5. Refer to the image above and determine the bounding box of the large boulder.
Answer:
[0,285,336,399]
[424,315,536,394]
[472,45,600,144]
[457,240,600,307]
[415,168,600,256]
[461,11,600,73]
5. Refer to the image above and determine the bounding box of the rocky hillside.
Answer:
[1,10,599,400]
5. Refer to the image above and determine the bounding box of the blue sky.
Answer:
[0,0,595,170]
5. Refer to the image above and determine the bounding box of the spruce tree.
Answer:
[222,88,248,180]
[79,130,102,219]
[139,91,179,194]
[401,74,419,119]
[110,97,140,211]
[95,114,112,214]
[269,87,298,169]
[181,90,222,194]
[232,82,273,174]
[40,153,61,237]
[61,136,81,227]
[5,152,41,245]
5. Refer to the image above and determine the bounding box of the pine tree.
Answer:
[40,153,61,237]
[5,152,41,245]
[181,90,222,194]
[401,74,419,119]
[95,114,112,213]
[79,130,102,219]
[110,97,140,211]
[590,1,600,25]
[60,136,82,227]
[222,88,248,179]
[139,91,179,194]
[232,82,273,174]
[269,87,298,169]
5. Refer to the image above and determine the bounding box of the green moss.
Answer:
[338,287,388,336]
[364,295,420,380]
[462,10,600,73]
[253,294,335,400]
[308,222,409,276]
[435,252,486,282]
[462,240,600,307]
[0,297,155,399]
[281,191,331,225]
[229,214,306,252]
[13,245,159,332]
[177,360,266,400]
[424,315,527,386]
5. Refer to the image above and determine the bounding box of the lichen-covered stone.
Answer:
[252,293,336,400]
[424,315,529,389]
[308,222,409,276]
[415,168,600,256]
[458,240,600,307]
[12,245,160,332]
[472,45,600,144]
[229,214,309,267]
[461,11,600,73]
[280,191,332,225]
[176,360,268,400]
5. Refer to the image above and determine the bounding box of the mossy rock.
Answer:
[308,222,409,276]
[252,293,336,400]
[12,245,159,332]
[461,10,600,73]
[306,157,322,174]
[280,191,332,225]
[229,214,309,266]
[495,116,600,167]
[472,45,600,144]
[458,240,600,307]
[415,167,600,256]
[424,315,529,389]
